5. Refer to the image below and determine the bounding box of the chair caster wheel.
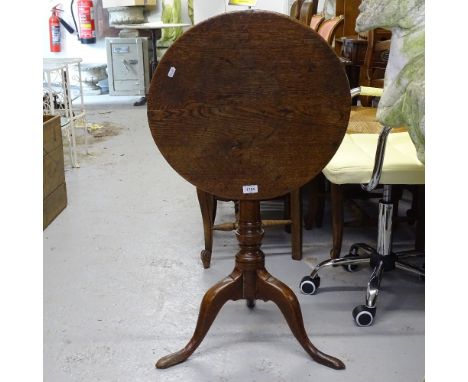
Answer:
[299,275,320,295]
[352,305,376,327]
[342,253,359,272]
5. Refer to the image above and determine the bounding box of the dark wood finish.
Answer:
[147,11,350,370]
[43,115,67,229]
[338,35,367,98]
[338,29,391,100]
[290,188,303,260]
[341,28,392,69]
[148,11,350,202]
[196,188,216,268]
[317,15,345,45]
[330,183,344,259]
[340,35,368,65]
[197,188,303,268]
[290,0,305,19]
[310,14,325,31]
[304,174,326,230]
[359,29,392,69]
[338,35,366,102]
[335,0,361,36]
[359,28,391,105]
[299,0,318,26]
[334,0,362,54]
[156,201,345,370]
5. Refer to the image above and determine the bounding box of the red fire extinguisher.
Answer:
[49,6,61,52]
[71,0,96,44]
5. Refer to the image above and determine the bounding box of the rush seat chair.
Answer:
[197,188,302,269]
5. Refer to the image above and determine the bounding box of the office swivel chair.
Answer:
[299,86,425,326]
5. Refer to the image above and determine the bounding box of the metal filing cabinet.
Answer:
[106,37,150,96]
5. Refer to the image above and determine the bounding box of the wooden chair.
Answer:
[299,1,318,26]
[310,14,325,31]
[317,15,344,45]
[362,29,391,88]
[289,0,304,20]
[290,1,318,25]
[197,188,302,269]
[360,28,391,106]
[305,29,394,254]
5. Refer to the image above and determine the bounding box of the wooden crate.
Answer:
[43,115,67,229]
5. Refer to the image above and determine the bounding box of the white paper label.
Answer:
[168,67,176,77]
[242,185,258,194]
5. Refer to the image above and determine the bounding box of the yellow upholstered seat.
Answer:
[323,132,425,185]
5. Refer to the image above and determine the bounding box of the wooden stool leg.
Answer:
[290,188,302,260]
[304,176,320,230]
[283,194,291,234]
[156,270,243,369]
[197,188,216,269]
[212,198,218,223]
[316,175,326,228]
[256,269,345,370]
[330,183,343,259]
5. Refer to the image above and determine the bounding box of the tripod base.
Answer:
[156,200,345,370]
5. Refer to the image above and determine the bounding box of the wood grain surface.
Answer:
[148,11,350,200]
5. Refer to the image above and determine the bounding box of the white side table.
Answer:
[43,58,88,168]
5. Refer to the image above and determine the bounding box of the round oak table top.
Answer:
[148,11,350,200]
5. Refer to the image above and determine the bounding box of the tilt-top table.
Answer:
[147,11,351,370]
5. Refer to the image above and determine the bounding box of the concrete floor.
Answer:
[44,95,425,382]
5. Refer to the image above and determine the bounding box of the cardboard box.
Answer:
[43,115,67,229]
[102,0,157,8]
